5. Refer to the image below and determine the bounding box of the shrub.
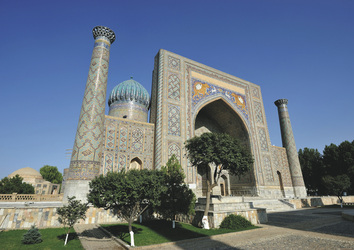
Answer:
[219,214,252,230]
[22,225,42,244]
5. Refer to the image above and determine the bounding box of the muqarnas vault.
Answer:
[63,26,307,201]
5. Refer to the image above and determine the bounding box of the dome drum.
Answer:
[108,101,148,122]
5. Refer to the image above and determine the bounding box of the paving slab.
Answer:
[74,224,124,250]
[342,210,354,221]
[136,208,354,250]
[75,208,354,250]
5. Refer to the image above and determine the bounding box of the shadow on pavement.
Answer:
[266,207,354,238]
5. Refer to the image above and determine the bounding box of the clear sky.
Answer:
[1,0,353,179]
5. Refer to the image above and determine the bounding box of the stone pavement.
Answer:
[74,224,125,250]
[76,208,354,250]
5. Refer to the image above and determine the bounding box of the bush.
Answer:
[22,225,42,244]
[219,214,252,230]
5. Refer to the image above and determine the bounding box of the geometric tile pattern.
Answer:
[252,86,260,99]
[106,124,116,149]
[271,146,292,187]
[68,36,112,180]
[101,117,154,174]
[191,78,248,120]
[168,56,180,71]
[263,155,274,182]
[254,101,264,124]
[131,128,143,153]
[258,127,269,152]
[168,73,180,101]
[118,154,127,171]
[104,153,114,175]
[168,104,181,136]
[154,51,164,169]
[168,143,181,163]
[119,127,128,150]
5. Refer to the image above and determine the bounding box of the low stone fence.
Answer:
[0,193,63,202]
[290,196,354,209]
[0,206,124,230]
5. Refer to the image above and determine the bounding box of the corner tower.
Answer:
[64,26,116,201]
[274,99,307,197]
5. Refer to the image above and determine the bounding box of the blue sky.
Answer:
[0,0,353,179]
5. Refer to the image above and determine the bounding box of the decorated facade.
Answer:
[63,26,306,201]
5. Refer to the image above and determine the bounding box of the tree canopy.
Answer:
[87,169,166,246]
[156,155,195,227]
[185,133,253,177]
[299,140,354,196]
[40,165,63,184]
[298,148,323,195]
[185,132,253,229]
[0,175,35,194]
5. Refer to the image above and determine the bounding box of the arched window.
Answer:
[129,157,142,170]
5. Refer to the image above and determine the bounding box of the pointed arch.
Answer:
[129,157,143,170]
[193,97,256,196]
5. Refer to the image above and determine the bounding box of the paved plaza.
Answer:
[75,208,354,250]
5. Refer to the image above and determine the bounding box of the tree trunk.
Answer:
[202,179,211,229]
[202,168,219,230]
[129,218,135,246]
[64,233,69,246]
[172,214,176,228]
[130,231,135,247]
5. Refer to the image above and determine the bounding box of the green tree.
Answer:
[87,170,166,247]
[157,155,195,228]
[40,165,63,184]
[185,133,253,229]
[57,196,88,245]
[322,140,354,194]
[298,148,323,195]
[322,174,351,208]
[22,225,42,244]
[0,175,34,194]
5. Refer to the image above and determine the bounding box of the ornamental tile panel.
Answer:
[131,128,143,153]
[168,73,181,101]
[104,153,114,175]
[168,143,181,163]
[119,126,128,150]
[191,78,248,120]
[168,56,180,71]
[252,86,260,99]
[168,104,181,136]
[258,127,269,151]
[254,101,264,124]
[263,155,274,182]
[118,154,127,171]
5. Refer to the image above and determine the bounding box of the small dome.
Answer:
[8,167,43,179]
[108,77,150,108]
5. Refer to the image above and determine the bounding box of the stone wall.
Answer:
[0,206,124,230]
[290,196,354,209]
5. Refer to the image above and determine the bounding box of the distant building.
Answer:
[63,26,307,201]
[8,167,60,195]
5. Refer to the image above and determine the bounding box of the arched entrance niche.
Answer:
[129,157,142,170]
[194,98,255,196]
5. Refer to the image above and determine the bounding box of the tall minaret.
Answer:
[64,26,116,202]
[274,99,307,197]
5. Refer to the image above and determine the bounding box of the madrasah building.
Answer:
[62,26,307,202]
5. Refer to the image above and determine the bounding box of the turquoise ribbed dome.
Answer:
[108,77,150,108]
